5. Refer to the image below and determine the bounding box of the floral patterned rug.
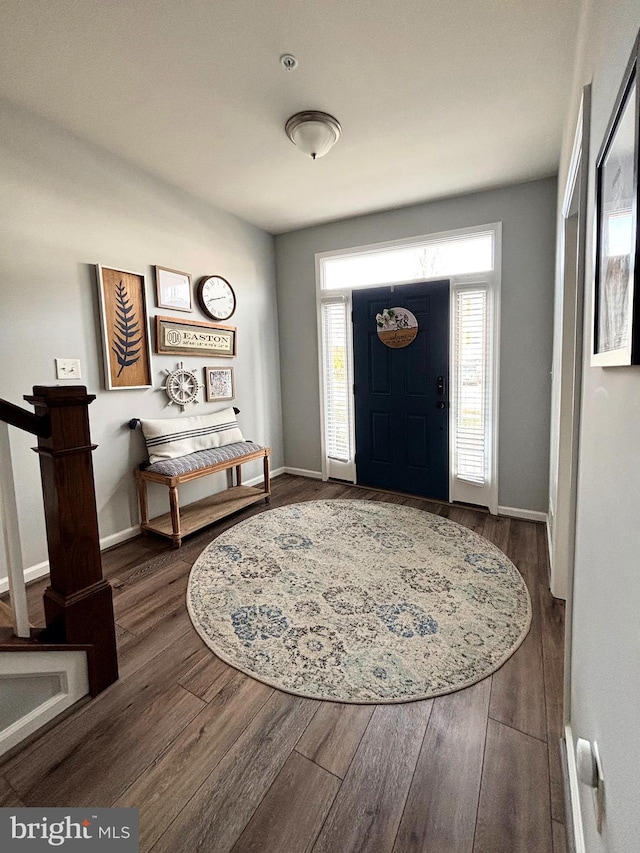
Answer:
[187,500,532,703]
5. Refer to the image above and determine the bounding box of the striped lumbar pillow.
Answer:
[140,407,245,463]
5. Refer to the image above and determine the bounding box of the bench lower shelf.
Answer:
[141,485,269,544]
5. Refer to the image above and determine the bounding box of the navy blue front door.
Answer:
[352,280,450,500]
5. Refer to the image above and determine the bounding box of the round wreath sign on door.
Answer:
[375,307,418,348]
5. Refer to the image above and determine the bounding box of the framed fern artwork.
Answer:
[96,265,152,390]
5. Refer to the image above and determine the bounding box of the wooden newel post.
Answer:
[24,386,118,695]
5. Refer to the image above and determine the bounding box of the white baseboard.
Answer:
[100,525,140,551]
[284,467,323,480]
[564,725,586,853]
[0,559,50,595]
[0,525,142,594]
[497,505,548,523]
[243,466,285,488]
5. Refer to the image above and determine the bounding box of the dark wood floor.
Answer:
[0,474,567,853]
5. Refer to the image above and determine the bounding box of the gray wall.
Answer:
[560,1,640,850]
[275,178,557,512]
[0,98,282,580]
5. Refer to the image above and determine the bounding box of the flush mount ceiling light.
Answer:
[285,111,342,160]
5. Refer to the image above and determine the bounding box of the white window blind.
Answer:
[454,288,488,485]
[321,300,351,462]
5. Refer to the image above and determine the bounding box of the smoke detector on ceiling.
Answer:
[280,54,298,71]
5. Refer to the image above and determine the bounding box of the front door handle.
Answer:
[436,401,446,410]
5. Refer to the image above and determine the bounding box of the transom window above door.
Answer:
[321,230,494,291]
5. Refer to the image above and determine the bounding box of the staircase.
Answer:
[0,386,118,759]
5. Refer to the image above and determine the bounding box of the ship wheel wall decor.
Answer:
[160,361,201,411]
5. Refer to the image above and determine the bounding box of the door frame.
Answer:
[549,86,590,723]
[550,84,591,853]
[315,223,501,513]
[549,86,590,606]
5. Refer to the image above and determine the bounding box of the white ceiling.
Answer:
[0,0,582,234]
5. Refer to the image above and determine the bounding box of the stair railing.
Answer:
[0,387,118,695]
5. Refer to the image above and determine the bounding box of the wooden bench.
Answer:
[135,440,271,547]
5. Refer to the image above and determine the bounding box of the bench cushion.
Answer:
[144,441,265,477]
[140,407,244,464]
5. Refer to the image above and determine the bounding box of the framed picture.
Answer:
[155,266,192,312]
[593,41,640,365]
[96,265,152,389]
[204,366,235,402]
[155,315,237,357]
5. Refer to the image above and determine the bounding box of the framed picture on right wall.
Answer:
[204,366,234,402]
[592,34,640,365]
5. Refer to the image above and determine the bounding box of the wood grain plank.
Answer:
[296,702,374,778]
[506,519,544,626]
[537,521,551,577]
[110,547,194,592]
[116,608,201,678]
[22,684,204,807]
[101,537,164,580]
[482,514,511,553]
[394,679,491,853]
[311,701,433,853]
[434,503,453,518]
[490,560,546,741]
[540,585,565,822]
[115,622,134,643]
[552,820,567,853]
[3,627,208,792]
[177,651,237,702]
[114,558,191,635]
[506,519,540,570]
[150,692,318,853]
[116,673,273,851]
[447,506,487,533]
[24,576,48,627]
[230,751,340,853]
[549,740,566,832]
[474,719,552,853]
[539,585,565,734]
[0,775,24,807]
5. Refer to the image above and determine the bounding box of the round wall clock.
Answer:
[197,275,236,321]
[160,361,201,411]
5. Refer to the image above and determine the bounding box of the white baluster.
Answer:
[0,421,30,638]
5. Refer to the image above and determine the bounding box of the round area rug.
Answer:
[187,500,531,703]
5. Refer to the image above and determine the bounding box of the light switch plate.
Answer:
[55,358,81,380]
